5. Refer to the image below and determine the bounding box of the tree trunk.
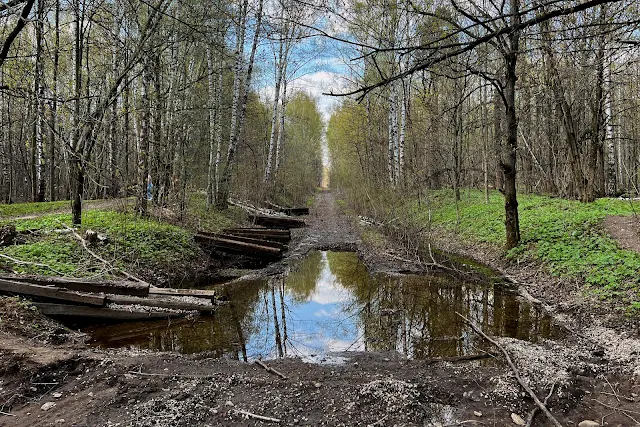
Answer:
[502,0,521,250]
[216,0,263,208]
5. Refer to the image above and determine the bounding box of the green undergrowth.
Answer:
[186,193,242,231]
[0,199,240,279]
[0,200,71,218]
[416,189,640,311]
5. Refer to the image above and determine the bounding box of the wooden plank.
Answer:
[197,231,285,250]
[265,202,309,216]
[0,278,106,306]
[33,302,190,320]
[248,214,305,229]
[0,274,150,297]
[148,287,219,299]
[223,227,290,235]
[223,231,290,243]
[195,234,283,258]
[106,295,215,312]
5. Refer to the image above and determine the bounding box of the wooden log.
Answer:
[0,274,150,297]
[197,231,286,250]
[248,214,305,229]
[223,228,290,235]
[195,234,283,258]
[223,230,290,243]
[0,278,106,306]
[105,295,215,312]
[148,287,219,299]
[265,202,309,216]
[33,302,191,320]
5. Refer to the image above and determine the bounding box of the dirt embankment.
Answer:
[1,192,639,426]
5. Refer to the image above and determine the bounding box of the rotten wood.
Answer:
[255,359,288,379]
[148,287,218,299]
[33,302,191,320]
[0,278,106,306]
[456,312,563,427]
[197,231,286,250]
[0,274,150,297]
[195,234,283,258]
[265,201,309,216]
[248,214,305,229]
[223,229,291,243]
[106,295,215,312]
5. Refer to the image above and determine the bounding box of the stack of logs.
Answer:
[195,207,305,259]
[0,274,218,321]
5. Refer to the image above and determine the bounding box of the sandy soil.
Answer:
[1,192,639,426]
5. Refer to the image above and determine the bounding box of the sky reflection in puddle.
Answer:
[86,251,562,361]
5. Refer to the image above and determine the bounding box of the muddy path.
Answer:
[1,192,639,426]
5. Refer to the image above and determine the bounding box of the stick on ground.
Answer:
[456,312,563,427]
[235,409,281,423]
[255,359,288,380]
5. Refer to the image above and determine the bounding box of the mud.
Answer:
[0,191,639,426]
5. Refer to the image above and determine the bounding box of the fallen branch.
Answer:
[422,353,496,364]
[235,409,281,423]
[255,359,288,380]
[60,222,151,287]
[525,383,556,427]
[0,253,63,275]
[127,371,216,380]
[0,411,16,417]
[456,312,563,427]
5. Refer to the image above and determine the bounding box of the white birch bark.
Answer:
[217,0,264,207]
[605,62,616,196]
[206,45,216,207]
[274,70,287,175]
[264,33,284,184]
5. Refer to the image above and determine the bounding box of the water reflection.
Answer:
[85,251,561,360]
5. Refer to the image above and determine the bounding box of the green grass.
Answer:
[0,196,244,279]
[416,190,640,311]
[0,200,71,218]
[1,209,202,277]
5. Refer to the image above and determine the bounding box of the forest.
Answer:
[0,0,323,223]
[1,0,638,252]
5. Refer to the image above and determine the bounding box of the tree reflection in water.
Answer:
[85,251,561,360]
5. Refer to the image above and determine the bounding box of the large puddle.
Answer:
[85,251,561,361]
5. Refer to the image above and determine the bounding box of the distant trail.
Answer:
[286,191,361,263]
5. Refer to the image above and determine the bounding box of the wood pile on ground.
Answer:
[248,214,305,229]
[195,227,293,259]
[265,201,310,216]
[0,273,218,321]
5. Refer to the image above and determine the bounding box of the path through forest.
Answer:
[0,193,639,426]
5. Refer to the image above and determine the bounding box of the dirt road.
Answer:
[1,192,638,426]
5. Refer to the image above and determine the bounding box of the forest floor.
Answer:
[0,192,639,426]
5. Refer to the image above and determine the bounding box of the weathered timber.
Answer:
[248,214,305,229]
[0,274,149,297]
[148,287,219,299]
[265,202,309,216]
[197,231,286,250]
[195,234,283,258]
[106,295,215,312]
[34,302,191,320]
[0,279,106,306]
[223,228,290,243]
[223,228,290,235]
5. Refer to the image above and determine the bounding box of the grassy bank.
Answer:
[413,190,640,311]
[0,195,239,281]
